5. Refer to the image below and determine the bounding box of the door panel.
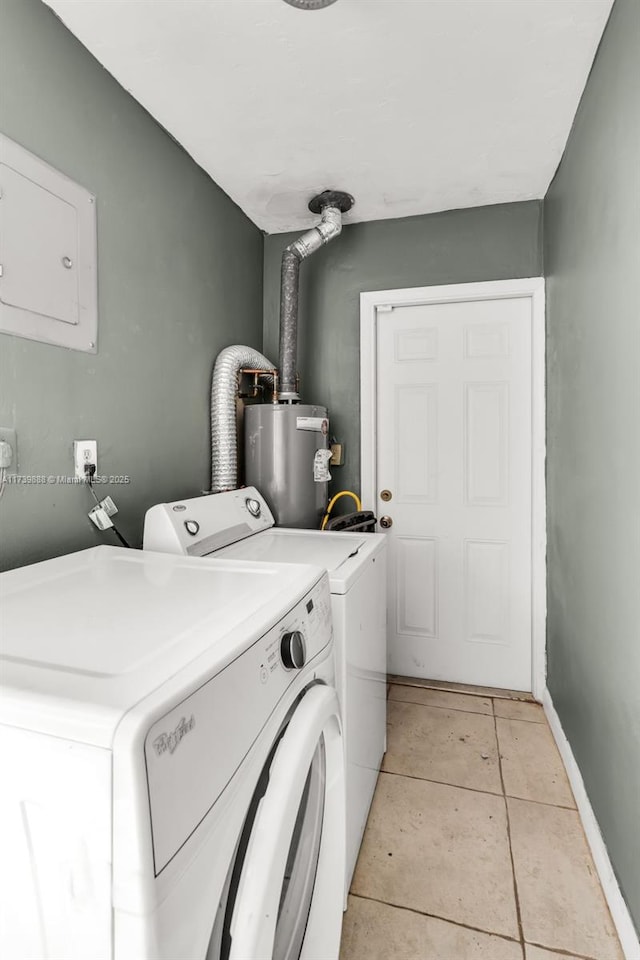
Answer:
[396,536,439,637]
[377,296,532,690]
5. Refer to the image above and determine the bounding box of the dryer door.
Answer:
[225,684,345,960]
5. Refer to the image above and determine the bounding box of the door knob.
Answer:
[380,489,392,502]
[379,516,393,529]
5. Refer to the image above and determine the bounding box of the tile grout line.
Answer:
[348,891,522,949]
[389,678,536,703]
[493,709,526,951]
[349,888,608,960]
[380,767,502,798]
[380,767,579,812]
[523,939,609,960]
[389,694,546,724]
[388,697,494,718]
[492,704,546,725]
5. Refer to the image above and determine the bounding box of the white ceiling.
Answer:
[44,0,612,234]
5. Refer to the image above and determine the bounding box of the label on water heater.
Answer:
[314,449,332,483]
[297,417,329,435]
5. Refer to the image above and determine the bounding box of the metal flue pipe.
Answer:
[278,190,354,401]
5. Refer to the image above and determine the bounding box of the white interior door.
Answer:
[375,293,534,691]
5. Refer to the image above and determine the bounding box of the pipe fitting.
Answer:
[289,206,342,259]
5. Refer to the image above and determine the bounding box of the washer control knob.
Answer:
[245,497,262,518]
[280,630,306,671]
[184,520,200,536]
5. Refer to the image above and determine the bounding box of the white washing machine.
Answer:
[0,545,345,960]
[144,487,387,892]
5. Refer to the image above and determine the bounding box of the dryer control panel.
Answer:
[144,573,332,875]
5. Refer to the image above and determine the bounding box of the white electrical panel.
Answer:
[0,134,98,353]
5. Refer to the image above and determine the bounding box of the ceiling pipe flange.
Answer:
[283,0,338,9]
[308,190,354,215]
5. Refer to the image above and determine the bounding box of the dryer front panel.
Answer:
[144,575,332,874]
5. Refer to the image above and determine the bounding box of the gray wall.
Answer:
[544,0,640,933]
[0,0,264,570]
[264,201,542,499]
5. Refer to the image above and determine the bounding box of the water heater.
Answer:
[244,404,329,528]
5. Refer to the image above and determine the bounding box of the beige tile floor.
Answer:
[340,682,623,960]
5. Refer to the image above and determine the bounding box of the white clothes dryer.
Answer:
[144,487,387,893]
[0,545,344,960]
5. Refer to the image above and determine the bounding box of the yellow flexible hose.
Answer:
[321,490,362,530]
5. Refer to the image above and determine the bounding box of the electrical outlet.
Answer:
[74,439,97,479]
[0,428,17,469]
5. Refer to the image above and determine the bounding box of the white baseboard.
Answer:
[543,689,640,960]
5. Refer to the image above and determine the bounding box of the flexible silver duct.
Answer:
[279,191,354,401]
[210,345,275,493]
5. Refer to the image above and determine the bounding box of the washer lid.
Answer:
[0,546,323,746]
[216,529,387,594]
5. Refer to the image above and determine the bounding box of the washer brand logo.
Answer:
[153,715,195,757]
